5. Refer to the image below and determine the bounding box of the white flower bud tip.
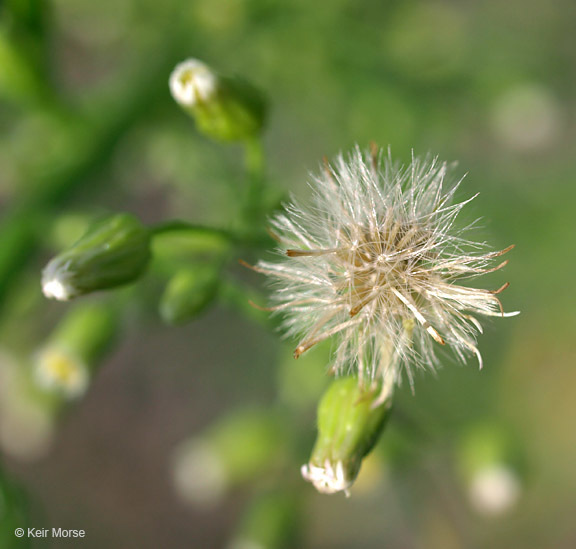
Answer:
[42,277,74,301]
[301,460,352,496]
[169,59,218,107]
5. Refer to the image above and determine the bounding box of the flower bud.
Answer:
[159,266,219,325]
[301,376,391,496]
[42,213,151,301]
[34,302,117,398]
[169,58,266,142]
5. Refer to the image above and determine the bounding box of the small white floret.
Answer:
[34,348,89,399]
[169,59,218,107]
[301,460,352,496]
[42,277,73,301]
[171,440,227,508]
[469,464,521,515]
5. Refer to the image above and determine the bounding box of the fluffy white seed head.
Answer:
[257,146,517,390]
[169,58,218,107]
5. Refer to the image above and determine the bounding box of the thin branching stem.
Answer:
[150,221,238,242]
[240,135,266,232]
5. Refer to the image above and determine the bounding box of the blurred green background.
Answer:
[1,0,575,547]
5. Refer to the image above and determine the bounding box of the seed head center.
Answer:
[337,222,431,316]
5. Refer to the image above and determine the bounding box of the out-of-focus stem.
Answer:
[0,0,61,110]
[151,219,272,250]
[0,56,176,315]
[151,221,238,243]
[218,277,274,328]
[241,135,265,233]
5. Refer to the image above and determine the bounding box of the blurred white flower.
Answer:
[491,84,561,152]
[254,147,517,398]
[42,277,74,301]
[171,440,227,508]
[469,463,521,515]
[34,347,89,399]
[169,59,218,108]
[0,350,55,460]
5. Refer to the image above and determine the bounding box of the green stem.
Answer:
[241,135,265,232]
[151,219,273,250]
[0,53,179,315]
[150,220,238,243]
[218,277,274,329]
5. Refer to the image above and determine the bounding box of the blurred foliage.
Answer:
[1,0,575,548]
[0,466,30,549]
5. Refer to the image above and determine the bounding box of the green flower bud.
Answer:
[34,302,117,398]
[42,213,151,301]
[302,377,391,496]
[169,58,266,142]
[159,266,219,325]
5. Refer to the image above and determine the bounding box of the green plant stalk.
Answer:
[241,135,266,234]
[46,302,118,367]
[151,221,238,243]
[0,461,30,547]
[0,56,177,315]
[218,277,274,328]
[230,490,303,549]
[150,219,271,249]
[0,0,60,109]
